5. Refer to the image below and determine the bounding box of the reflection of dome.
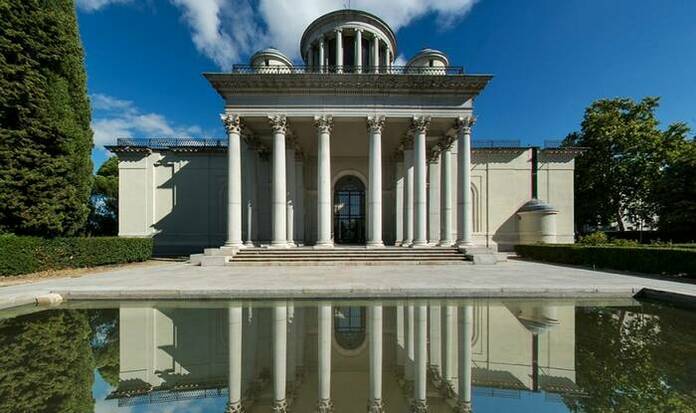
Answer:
[506,304,560,335]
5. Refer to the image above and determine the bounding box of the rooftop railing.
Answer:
[230,64,465,75]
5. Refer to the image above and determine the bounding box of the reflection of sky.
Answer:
[92,370,227,413]
[473,387,571,413]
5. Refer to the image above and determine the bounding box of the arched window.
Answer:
[334,306,366,350]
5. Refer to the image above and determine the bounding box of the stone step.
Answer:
[233,256,468,262]
[226,260,471,266]
[235,252,463,257]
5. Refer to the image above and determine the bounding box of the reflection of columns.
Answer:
[287,304,296,390]
[405,304,415,380]
[286,145,296,246]
[396,304,405,368]
[270,115,289,248]
[295,155,305,245]
[273,303,288,412]
[412,116,431,247]
[335,29,343,73]
[317,303,333,412]
[355,29,363,73]
[412,305,428,412]
[227,305,243,413]
[395,162,404,246]
[456,116,475,247]
[439,146,454,246]
[402,147,414,246]
[455,305,473,412]
[442,305,458,393]
[222,114,243,248]
[428,154,441,245]
[429,304,442,376]
[367,115,385,247]
[368,304,384,412]
[315,116,333,248]
[319,37,325,73]
[372,35,380,73]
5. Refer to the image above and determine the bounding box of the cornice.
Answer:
[204,73,492,98]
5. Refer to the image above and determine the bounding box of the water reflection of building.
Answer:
[108,301,582,411]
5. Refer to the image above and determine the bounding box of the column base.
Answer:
[438,240,454,247]
[224,241,245,249]
[243,240,255,247]
[313,242,334,249]
[401,241,413,248]
[366,241,385,248]
[411,240,429,247]
[269,242,290,249]
[456,240,473,248]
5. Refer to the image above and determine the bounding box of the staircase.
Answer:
[229,246,469,266]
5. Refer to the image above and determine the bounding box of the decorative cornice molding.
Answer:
[314,115,333,134]
[221,113,242,135]
[367,115,386,134]
[268,114,288,134]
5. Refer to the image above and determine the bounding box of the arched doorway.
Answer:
[333,175,366,245]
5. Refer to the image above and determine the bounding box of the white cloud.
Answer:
[77,0,132,12]
[90,93,204,149]
[171,0,479,69]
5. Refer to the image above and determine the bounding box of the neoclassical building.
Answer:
[111,10,579,257]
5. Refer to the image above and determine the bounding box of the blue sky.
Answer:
[77,0,696,169]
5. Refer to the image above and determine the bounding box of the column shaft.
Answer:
[439,147,454,246]
[372,36,380,73]
[368,304,383,411]
[429,304,442,375]
[295,157,305,244]
[319,38,325,73]
[457,117,474,246]
[413,305,428,410]
[405,304,415,380]
[412,117,430,247]
[395,162,404,246]
[318,303,332,410]
[273,303,288,410]
[443,305,458,390]
[396,304,405,367]
[335,29,343,73]
[457,305,474,412]
[315,116,333,248]
[270,116,288,248]
[428,155,441,245]
[223,114,243,248]
[286,146,296,246]
[403,149,414,246]
[227,305,243,411]
[367,116,385,247]
[355,29,363,73]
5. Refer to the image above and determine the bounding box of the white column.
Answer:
[355,29,363,73]
[319,37,325,73]
[335,29,343,73]
[396,304,405,367]
[385,48,391,73]
[227,304,243,413]
[403,147,414,246]
[412,116,430,247]
[243,140,257,247]
[270,115,288,248]
[405,304,415,380]
[372,35,380,73]
[295,307,305,373]
[286,145,296,246]
[295,154,305,245]
[368,304,383,412]
[222,114,243,248]
[273,302,288,412]
[317,302,333,412]
[439,145,454,246]
[413,304,428,411]
[315,115,333,248]
[456,305,474,412]
[429,304,442,376]
[308,46,314,70]
[395,162,404,246]
[367,115,385,247]
[287,304,297,392]
[443,305,458,393]
[428,154,441,245]
[456,116,475,247]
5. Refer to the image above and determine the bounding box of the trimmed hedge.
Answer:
[0,236,153,276]
[515,244,696,277]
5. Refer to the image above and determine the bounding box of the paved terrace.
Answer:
[1,259,695,310]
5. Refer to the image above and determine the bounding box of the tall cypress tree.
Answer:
[0,0,93,236]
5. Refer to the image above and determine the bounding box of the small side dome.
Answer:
[517,198,558,214]
[250,48,293,73]
[406,48,450,74]
[517,199,559,245]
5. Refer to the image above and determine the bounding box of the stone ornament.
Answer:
[314,115,333,134]
[225,401,245,413]
[410,116,431,134]
[268,115,288,134]
[316,398,334,412]
[410,399,428,413]
[367,115,386,133]
[272,399,288,413]
[456,115,476,134]
[221,113,242,135]
[367,399,385,412]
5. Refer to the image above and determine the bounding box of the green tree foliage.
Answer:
[0,310,95,413]
[87,156,119,235]
[88,309,120,388]
[654,137,696,234]
[564,97,692,232]
[0,0,93,236]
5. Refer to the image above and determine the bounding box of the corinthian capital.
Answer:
[221,113,242,135]
[314,115,333,134]
[268,115,288,134]
[455,115,476,134]
[367,115,386,134]
[410,116,431,134]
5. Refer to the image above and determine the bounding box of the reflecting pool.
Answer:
[1,298,695,412]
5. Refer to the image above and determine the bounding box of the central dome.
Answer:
[299,9,397,69]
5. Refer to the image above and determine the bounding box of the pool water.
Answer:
[1,298,695,413]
